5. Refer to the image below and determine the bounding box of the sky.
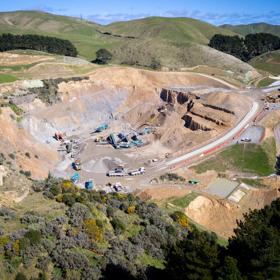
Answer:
[0,0,280,25]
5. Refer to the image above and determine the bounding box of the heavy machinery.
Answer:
[85,180,94,190]
[71,173,80,184]
[108,133,119,149]
[95,123,108,133]
[72,159,81,171]
[54,132,65,141]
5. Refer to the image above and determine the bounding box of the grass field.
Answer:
[250,51,280,76]
[0,73,18,83]
[169,192,199,209]
[193,138,276,176]
[257,77,275,88]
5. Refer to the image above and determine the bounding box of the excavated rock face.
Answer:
[160,88,199,105]
[182,115,211,131]
[160,88,236,131]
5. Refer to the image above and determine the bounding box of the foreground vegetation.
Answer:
[193,138,276,176]
[0,175,279,279]
[0,34,77,57]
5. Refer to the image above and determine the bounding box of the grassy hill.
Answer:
[104,16,236,45]
[221,23,280,37]
[250,50,280,76]
[0,10,120,61]
[0,11,259,82]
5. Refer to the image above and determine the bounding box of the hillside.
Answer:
[221,22,280,37]
[0,10,120,61]
[0,11,259,82]
[250,50,280,75]
[103,16,236,45]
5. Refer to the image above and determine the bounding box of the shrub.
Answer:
[94,49,113,64]
[126,205,136,214]
[24,152,30,158]
[62,193,76,206]
[83,218,103,242]
[8,153,15,160]
[170,211,188,228]
[67,203,91,227]
[15,273,27,280]
[24,230,42,246]
[111,217,126,235]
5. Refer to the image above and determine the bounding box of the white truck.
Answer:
[107,167,126,177]
[129,167,146,176]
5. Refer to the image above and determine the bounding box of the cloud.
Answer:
[87,10,280,25]
[26,5,68,13]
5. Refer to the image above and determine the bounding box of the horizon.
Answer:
[0,0,279,25]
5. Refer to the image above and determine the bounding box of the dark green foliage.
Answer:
[245,33,280,60]
[215,256,242,280]
[276,156,280,175]
[209,33,280,61]
[209,34,248,61]
[24,230,42,246]
[19,170,32,177]
[160,173,185,182]
[150,58,161,70]
[2,175,280,280]
[15,273,27,280]
[165,229,220,280]
[227,198,280,279]
[111,217,126,234]
[94,49,113,64]
[0,33,78,57]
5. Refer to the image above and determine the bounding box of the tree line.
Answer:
[0,33,78,57]
[209,33,280,61]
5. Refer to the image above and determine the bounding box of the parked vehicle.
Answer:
[129,167,145,176]
[241,138,251,142]
[107,167,126,177]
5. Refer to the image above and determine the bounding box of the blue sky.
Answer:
[1,0,280,25]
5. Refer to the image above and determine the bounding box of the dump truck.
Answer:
[129,167,145,176]
[95,123,108,133]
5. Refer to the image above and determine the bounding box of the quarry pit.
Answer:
[0,67,254,189]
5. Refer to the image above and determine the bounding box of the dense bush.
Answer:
[209,33,280,61]
[0,175,279,279]
[93,48,113,64]
[0,33,78,57]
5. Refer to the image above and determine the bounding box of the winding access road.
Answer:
[165,100,260,167]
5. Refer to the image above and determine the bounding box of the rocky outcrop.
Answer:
[202,103,235,115]
[182,114,211,131]
[160,88,198,105]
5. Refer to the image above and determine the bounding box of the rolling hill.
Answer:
[0,11,259,82]
[221,23,280,37]
[103,16,236,45]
